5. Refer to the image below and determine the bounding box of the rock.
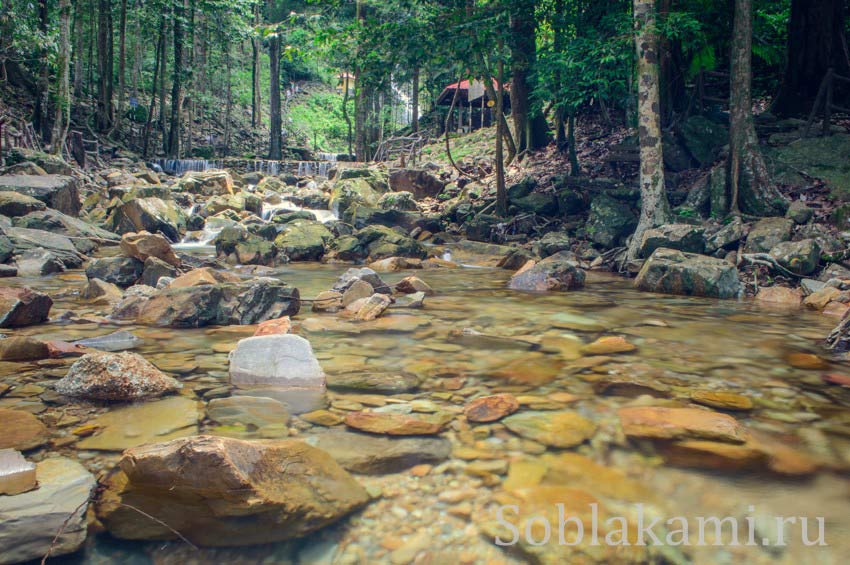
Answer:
[513,192,559,216]
[300,409,343,426]
[704,217,746,253]
[635,248,743,299]
[4,226,84,267]
[12,209,120,251]
[253,315,292,336]
[804,286,840,310]
[341,279,374,307]
[207,396,290,430]
[585,194,637,248]
[330,175,387,216]
[785,352,829,370]
[311,430,451,474]
[73,330,142,352]
[344,411,449,435]
[344,293,391,321]
[0,336,50,361]
[462,214,500,242]
[327,371,420,394]
[690,390,753,411]
[312,290,343,313]
[592,375,671,398]
[463,394,519,422]
[55,351,181,401]
[388,168,445,199]
[273,220,334,261]
[0,174,81,216]
[0,286,52,327]
[85,256,144,288]
[368,256,423,272]
[378,191,418,211]
[786,201,813,224]
[581,336,636,355]
[769,239,820,275]
[120,231,181,267]
[638,223,705,257]
[502,411,596,448]
[4,148,74,175]
[508,255,586,292]
[745,217,793,253]
[618,406,746,443]
[532,231,571,258]
[755,286,803,306]
[332,267,391,295]
[0,457,95,563]
[659,440,767,471]
[0,265,16,277]
[394,276,434,296]
[14,249,65,276]
[0,161,47,176]
[679,115,728,166]
[96,435,369,546]
[141,256,179,287]
[110,197,187,242]
[800,278,826,295]
[392,291,425,308]
[0,449,36,495]
[229,335,326,413]
[76,396,200,451]
[0,409,47,450]
[177,170,234,195]
[0,191,46,217]
[356,224,427,261]
[168,266,240,288]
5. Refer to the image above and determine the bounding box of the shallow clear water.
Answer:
[3,257,850,564]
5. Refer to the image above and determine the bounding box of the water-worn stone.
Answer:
[273,220,334,261]
[332,267,391,295]
[463,394,519,422]
[502,411,596,448]
[230,335,324,388]
[4,226,84,267]
[14,249,65,276]
[85,256,144,288]
[96,435,369,546]
[786,201,813,224]
[508,254,586,292]
[690,390,753,411]
[0,191,46,217]
[755,286,803,307]
[344,293,392,321]
[585,194,637,248]
[327,371,420,394]
[769,239,820,276]
[805,286,841,310]
[581,336,636,355]
[12,209,120,250]
[0,457,95,563]
[635,248,742,299]
[141,256,179,287]
[618,406,746,443]
[253,315,292,336]
[55,351,181,401]
[745,217,793,253]
[0,409,47,450]
[388,168,445,199]
[177,170,234,196]
[0,286,52,327]
[120,231,181,267]
[311,430,452,474]
[0,449,36,495]
[638,223,706,257]
[0,174,81,216]
[312,290,343,313]
[207,396,290,430]
[110,197,187,242]
[341,279,374,307]
[344,411,449,435]
[0,336,50,361]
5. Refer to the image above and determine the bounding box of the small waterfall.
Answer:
[153,159,224,175]
[262,199,338,223]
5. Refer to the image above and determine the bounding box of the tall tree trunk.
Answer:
[96,0,114,131]
[73,1,84,98]
[342,74,353,156]
[727,0,786,216]
[51,0,72,154]
[354,0,367,161]
[159,15,168,151]
[34,0,50,142]
[185,0,195,157]
[411,66,420,133]
[495,45,507,217]
[167,0,184,157]
[773,0,850,116]
[251,3,262,128]
[142,15,164,158]
[629,0,670,259]
[115,0,128,132]
[130,0,141,100]
[553,0,567,150]
[509,0,548,154]
[224,44,232,155]
[268,33,282,159]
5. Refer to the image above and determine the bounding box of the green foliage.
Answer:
[287,89,354,153]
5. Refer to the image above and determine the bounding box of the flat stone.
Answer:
[463,394,520,422]
[0,286,53,328]
[344,411,450,435]
[253,315,292,336]
[327,372,420,394]
[690,390,753,411]
[76,396,200,451]
[0,457,95,563]
[618,406,746,444]
[755,286,803,307]
[0,336,50,361]
[207,396,290,430]
[0,448,37,495]
[301,410,345,426]
[310,429,452,474]
[502,411,596,448]
[0,408,47,450]
[786,352,829,370]
[344,293,392,321]
[581,336,636,355]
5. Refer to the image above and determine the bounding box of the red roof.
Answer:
[442,78,505,92]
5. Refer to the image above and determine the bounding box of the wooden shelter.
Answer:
[436,78,510,132]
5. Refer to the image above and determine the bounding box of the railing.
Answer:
[373,134,427,164]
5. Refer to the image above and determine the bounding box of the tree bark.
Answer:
[115,0,128,132]
[509,0,548,154]
[96,0,114,131]
[167,0,184,157]
[251,3,262,128]
[51,0,72,154]
[73,1,84,98]
[268,33,282,159]
[773,0,850,116]
[34,0,50,142]
[159,14,168,151]
[629,0,670,259]
[727,0,786,216]
[496,47,507,217]
[142,15,164,158]
[411,66,420,133]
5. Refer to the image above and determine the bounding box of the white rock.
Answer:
[0,457,95,563]
[0,449,36,495]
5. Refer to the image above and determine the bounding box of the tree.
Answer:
[629,0,670,259]
[773,0,850,116]
[96,0,114,131]
[726,0,786,215]
[166,0,185,157]
[51,0,72,154]
[268,25,283,159]
[509,0,548,153]
[115,0,128,133]
[251,2,263,128]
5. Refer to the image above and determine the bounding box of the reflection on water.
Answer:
[3,260,850,563]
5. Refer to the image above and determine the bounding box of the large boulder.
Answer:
[177,170,234,196]
[388,168,445,199]
[585,194,637,248]
[0,458,95,563]
[55,351,181,401]
[329,170,388,216]
[769,239,821,276]
[332,267,391,295]
[120,231,181,267]
[109,197,187,242]
[638,223,706,258]
[86,256,144,288]
[273,220,334,261]
[0,287,52,327]
[635,248,743,299]
[509,254,586,292]
[678,115,728,167]
[0,175,81,216]
[0,191,46,217]
[3,148,74,175]
[96,435,369,546]
[378,191,418,211]
[355,225,426,261]
[214,226,278,266]
[4,226,85,268]
[13,209,120,253]
[343,205,422,232]
[745,217,793,253]
[13,249,65,276]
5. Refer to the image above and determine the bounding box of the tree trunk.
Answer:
[553,0,567,150]
[34,0,50,142]
[629,0,670,259]
[773,0,850,116]
[495,45,507,217]
[73,1,84,98]
[159,14,168,151]
[51,0,72,154]
[727,0,786,216]
[268,33,282,159]
[411,66,420,133]
[567,113,580,175]
[131,0,141,100]
[342,73,353,156]
[115,0,127,132]
[251,3,262,128]
[224,45,232,155]
[142,16,164,158]
[509,0,548,154]
[96,0,114,131]
[167,0,184,157]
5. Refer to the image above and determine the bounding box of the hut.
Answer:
[435,78,510,132]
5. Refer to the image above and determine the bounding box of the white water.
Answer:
[262,200,337,224]
[153,155,338,178]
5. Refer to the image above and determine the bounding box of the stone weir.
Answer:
[152,156,341,178]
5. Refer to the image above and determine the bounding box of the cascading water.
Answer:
[262,199,338,224]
